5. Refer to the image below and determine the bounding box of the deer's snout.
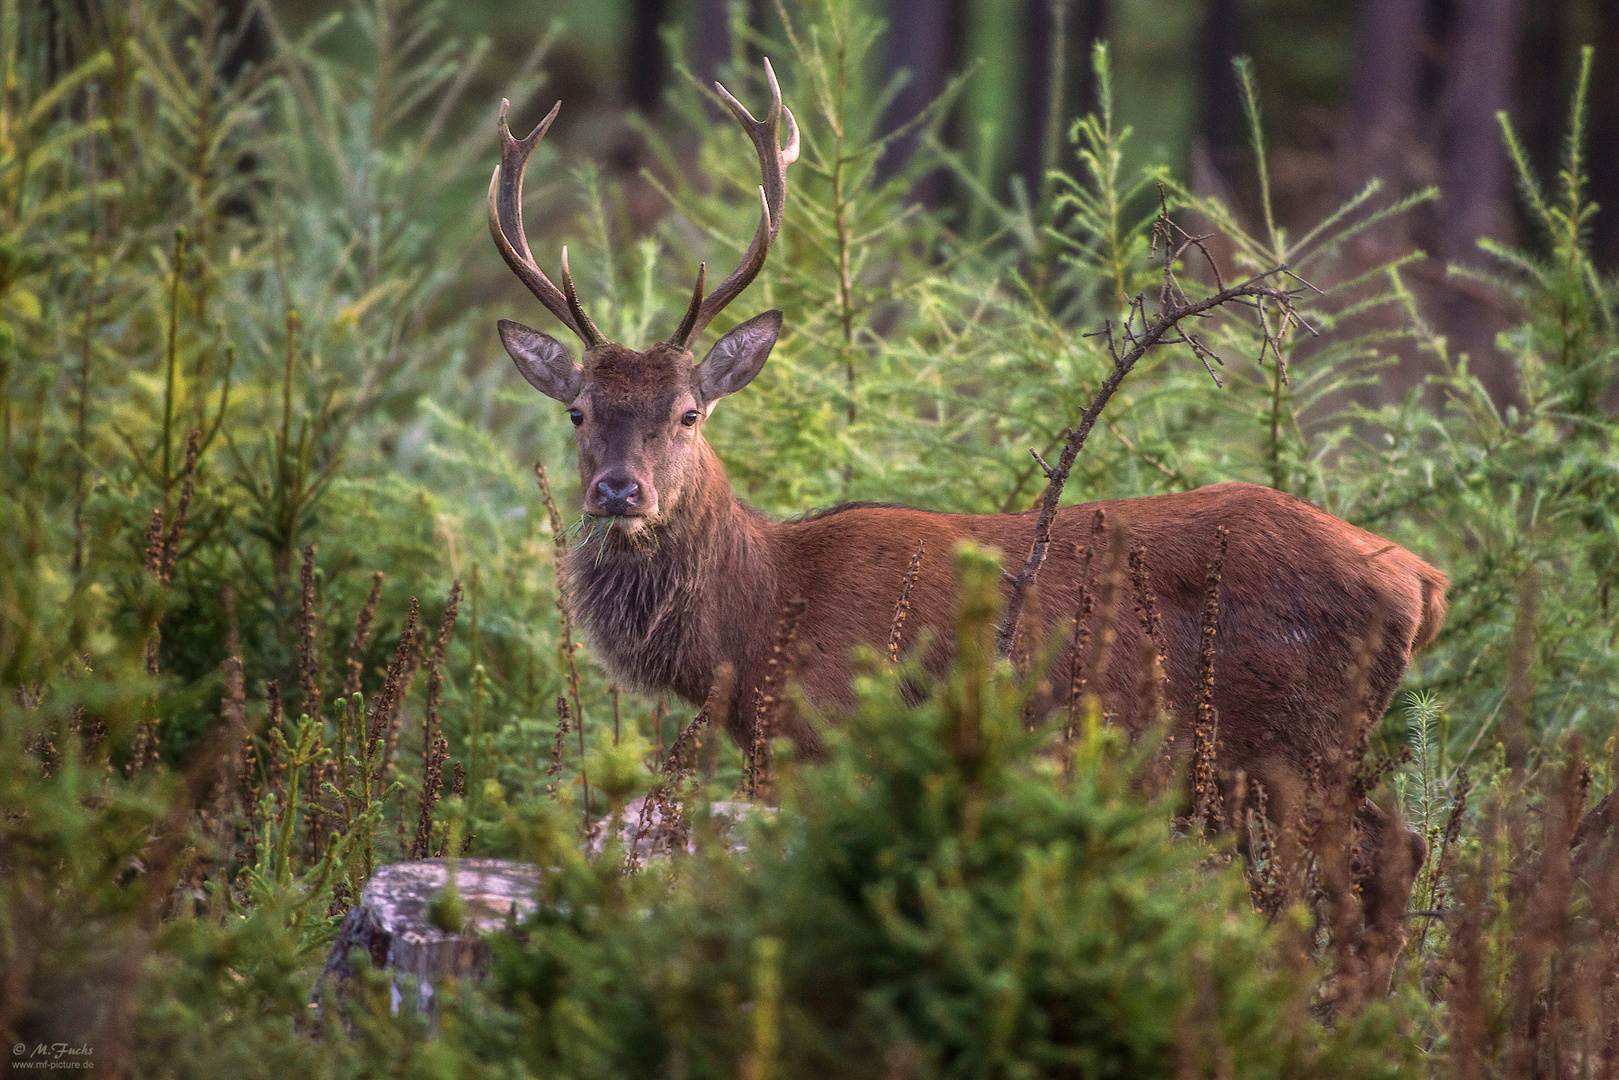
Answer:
[588,471,649,517]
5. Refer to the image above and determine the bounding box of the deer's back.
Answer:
[773,481,1446,767]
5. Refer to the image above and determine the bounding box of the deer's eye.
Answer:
[680,409,700,428]
[568,408,584,427]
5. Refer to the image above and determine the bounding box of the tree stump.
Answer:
[321,804,769,1004]
[321,858,539,999]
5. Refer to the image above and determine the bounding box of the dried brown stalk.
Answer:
[265,679,286,815]
[1314,610,1385,1017]
[1446,800,1498,1080]
[535,461,585,742]
[214,583,248,843]
[412,582,462,858]
[1064,511,1107,741]
[381,626,425,787]
[1189,526,1227,836]
[366,598,420,759]
[626,664,737,873]
[343,571,385,698]
[158,428,201,586]
[130,430,205,775]
[549,695,571,790]
[297,544,321,721]
[1085,524,1128,718]
[748,598,808,802]
[1127,542,1172,740]
[887,539,926,663]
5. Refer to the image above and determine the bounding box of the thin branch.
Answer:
[994,187,1308,656]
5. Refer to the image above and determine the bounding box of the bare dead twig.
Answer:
[995,188,1312,656]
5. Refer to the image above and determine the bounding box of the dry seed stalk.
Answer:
[265,679,285,812]
[1314,610,1385,1016]
[886,539,926,663]
[1066,511,1107,741]
[627,665,735,873]
[549,695,571,792]
[215,583,247,840]
[748,599,807,801]
[1188,527,1227,835]
[158,429,201,586]
[366,597,419,756]
[1505,748,1582,1074]
[297,544,321,723]
[381,626,425,786]
[412,583,461,858]
[1445,800,1497,1080]
[1127,543,1174,793]
[343,571,385,697]
[1086,524,1129,712]
[535,461,585,746]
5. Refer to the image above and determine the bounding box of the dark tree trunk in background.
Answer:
[1590,0,1619,270]
[1016,0,1066,206]
[1189,0,1243,278]
[1440,0,1521,261]
[628,0,672,114]
[1196,0,1245,160]
[694,0,732,92]
[1073,0,1107,115]
[1438,0,1523,406]
[878,0,962,205]
[1347,0,1426,201]
[1519,0,1571,186]
[1017,1,1107,208]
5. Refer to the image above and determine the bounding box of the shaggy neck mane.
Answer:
[568,439,777,704]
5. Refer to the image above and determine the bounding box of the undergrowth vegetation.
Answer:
[2,1,1616,1077]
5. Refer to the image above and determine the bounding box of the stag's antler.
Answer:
[668,58,800,348]
[488,99,606,349]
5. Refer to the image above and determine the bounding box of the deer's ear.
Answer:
[499,319,582,402]
[696,310,782,404]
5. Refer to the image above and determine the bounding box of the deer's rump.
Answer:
[775,481,1447,769]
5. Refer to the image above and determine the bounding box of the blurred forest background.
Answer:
[267,0,1619,406]
[4,0,1619,1075]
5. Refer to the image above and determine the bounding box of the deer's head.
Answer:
[489,62,798,533]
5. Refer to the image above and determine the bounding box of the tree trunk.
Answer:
[694,0,733,93]
[320,859,540,1000]
[1016,0,1107,203]
[1197,0,1245,159]
[1440,0,1521,261]
[1347,0,1427,200]
[1589,0,1619,271]
[878,0,962,204]
[628,0,673,115]
[1439,0,1524,406]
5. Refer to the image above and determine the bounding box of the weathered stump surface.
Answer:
[324,804,767,993]
[322,858,539,987]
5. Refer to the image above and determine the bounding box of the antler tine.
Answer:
[488,98,592,345]
[669,58,798,348]
[670,262,706,347]
[559,246,605,348]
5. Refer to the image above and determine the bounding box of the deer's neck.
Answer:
[567,439,778,705]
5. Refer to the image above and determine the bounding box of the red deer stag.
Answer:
[488,62,1448,920]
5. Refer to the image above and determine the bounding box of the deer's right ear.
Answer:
[499,319,582,402]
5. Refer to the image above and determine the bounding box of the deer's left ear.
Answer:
[696,310,782,404]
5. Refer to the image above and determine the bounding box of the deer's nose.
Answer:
[595,475,641,509]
